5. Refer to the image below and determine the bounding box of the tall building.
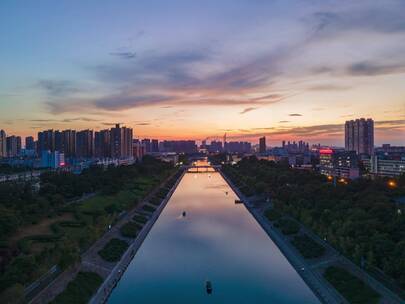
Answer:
[95,129,111,158]
[0,130,7,157]
[141,138,151,153]
[6,136,21,157]
[151,139,159,153]
[259,136,266,153]
[110,124,133,159]
[25,136,35,150]
[76,130,94,158]
[37,129,55,154]
[345,118,374,155]
[62,130,76,157]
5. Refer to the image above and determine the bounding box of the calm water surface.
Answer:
[108,170,319,303]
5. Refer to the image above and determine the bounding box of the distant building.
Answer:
[62,130,77,157]
[224,141,251,153]
[0,130,7,157]
[76,130,94,158]
[368,151,405,177]
[259,136,266,154]
[207,141,223,153]
[6,135,21,157]
[141,139,151,153]
[319,148,359,179]
[159,140,197,154]
[25,136,35,150]
[41,150,65,168]
[110,124,133,159]
[37,129,55,154]
[95,129,111,158]
[133,140,146,160]
[345,118,374,155]
[151,139,159,152]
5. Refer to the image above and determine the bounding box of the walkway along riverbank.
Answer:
[88,169,186,304]
[219,169,404,304]
[219,169,345,304]
[29,168,185,304]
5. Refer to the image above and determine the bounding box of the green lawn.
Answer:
[98,238,128,262]
[324,266,380,304]
[51,272,103,304]
[120,222,139,238]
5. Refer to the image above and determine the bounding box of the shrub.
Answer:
[133,214,148,224]
[51,272,103,304]
[98,238,128,262]
[291,234,325,258]
[324,266,380,304]
[120,222,139,238]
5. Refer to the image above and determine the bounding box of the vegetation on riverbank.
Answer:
[324,266,380,303]
[98,238,129,262]
[120,222,139,238]
[0,156,175,301]
[223,156,405,291]
[291,234,325,259]
[50,271,103,304]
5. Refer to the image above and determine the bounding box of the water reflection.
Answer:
[108,171,319,303]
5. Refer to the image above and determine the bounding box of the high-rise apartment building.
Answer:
[37,129,55,154]
[6,136,21,157]
[62,130,77,157]
[151,139,159,153]
[345,118,374,155]
[259,136,266,153]
[25,136,35,150]
[110,124,133,159]
[0,130,6,157]
[76,130,94,158]
[95,129,111,158]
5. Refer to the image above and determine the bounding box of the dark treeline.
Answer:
[0,156,171,241]
[223,156,405,290]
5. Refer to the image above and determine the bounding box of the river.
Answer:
[108,168,320,303]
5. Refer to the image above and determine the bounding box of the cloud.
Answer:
[109,51,136,59]
[346,61,405,76]
[307,84,351,91]
[289,113,302,117]
[37,80,80,97]
[29,117,100,123]
[310,3,405,37]
[239,107,257,114]
[278,120,290,123]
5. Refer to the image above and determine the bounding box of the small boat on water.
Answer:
[234,199,243,204]
[206,281,213,294]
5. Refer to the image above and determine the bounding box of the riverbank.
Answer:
[29,168,185,304]
[88,169,186,304]
[219,169,345,304]
[220,168,404,304]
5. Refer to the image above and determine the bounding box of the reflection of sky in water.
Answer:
[108,172,319,304]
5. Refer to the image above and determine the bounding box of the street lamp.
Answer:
[388,180,397,188]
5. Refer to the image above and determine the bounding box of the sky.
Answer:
[0,0,404,146]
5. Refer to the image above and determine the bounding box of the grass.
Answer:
[324,266,380,304]
[51,272,103,304]
[98,238,128,262]
[291,234,325,259]
[120,222,139,238]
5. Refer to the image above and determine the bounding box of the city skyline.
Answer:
[1,1,405,145]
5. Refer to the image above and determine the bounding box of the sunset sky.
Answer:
[1,0,404,146]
